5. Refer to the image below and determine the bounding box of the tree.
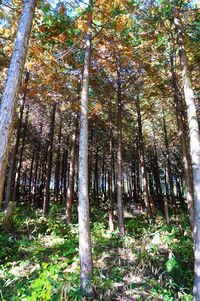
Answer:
[66,111,78,224]
[116,64,125,238]
[42,103,56,215]
[78,0,93,295]
[0,0,36,210]
[174,13,200,300]
[135,92,152,219]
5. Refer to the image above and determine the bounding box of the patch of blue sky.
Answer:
[49,0,89,11]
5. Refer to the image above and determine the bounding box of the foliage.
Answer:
[0,203,193,300]
[0,0,198,299]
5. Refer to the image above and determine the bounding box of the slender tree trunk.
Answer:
[88,128,93,196]
[169,43,194,232]
[54,121,62,203]
[152,121,163,198]
[0,0,36,209]
[104,169,107,199]
[164,164,169,197]
[28,152,34,206]
[23,168,27,194]
[131,144,137,203]
[102,153,105,199]
[5,97,25,208]
[61,149,68,203]
[152,120,169,222]
[112,152,116,197]
[12,105,29,203]
[78,0,93,294]
[175,174,182,201]
[116,67,125,238]
[43,103,56,215]
[136,95,152,219]
[148,169,154,198]
[94,150,99,205]
[136,137,143,210]
[162,107,178,216]
[31,151,39,207]
[2,87,28,230]
[5,72,29,207]
[64,150,68,202]
[66,113,78,224]
[109,106,114,231]
[173,15,200,299]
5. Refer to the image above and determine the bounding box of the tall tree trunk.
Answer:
[152,120,169,223]
[54,121,62,203]
[66,113,78,224]
[88,128,93,196]
[2,82,29,230]
[109,106,114,231]
[162,107,178,216]
[174,15,200,299]
[136,137,143,210]
[94,150,99,205]
[12,104,29,204]
[112,152,116,196]
[116,67,125,238]
[5,72,29,208]
[169,42,194,232]
[102,153,105,199]
[152,121,163,199]
[31,151,39,207]
[28,152,35,206]
[61,149,68,203]
[64,150,68,203]
[148,169,154,198]
[0,0,36,209]
[5,96,25,208]
[43,103,56,215]
[131,144,137,204]
[136,94,152,219]
[78,0,93,294]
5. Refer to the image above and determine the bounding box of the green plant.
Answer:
[26,263,63,301]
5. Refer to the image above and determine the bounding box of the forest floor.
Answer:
[0,200,193,300]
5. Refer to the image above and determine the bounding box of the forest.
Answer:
[0,0,200,300]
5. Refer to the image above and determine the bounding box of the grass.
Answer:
[0,202,193,300]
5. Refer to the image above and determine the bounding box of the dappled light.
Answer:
[0,0,199,299]
[0,204,194,299]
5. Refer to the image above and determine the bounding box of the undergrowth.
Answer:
[0,202,193,300]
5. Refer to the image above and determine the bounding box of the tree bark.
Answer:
[78,0,93,294]
[88,128,93,196]
[0,0,36,209]
[31,151,39,207]
[42,103,56,215]
[28,152,35,206]
[7,72,29,208]
[5,97,25,208]
[109,106,114,231]
[136,94,152,219]
[169,41,194,232]
[66,113,78,224]
[136,137,143,210]
[61,149,68,203]
[152,120,168,223]
[54,120,62,203]
[102,153,105,199]
[173,15,200,300]
[12,104,29,204]
[117,67,125,238]
[162,107,178,216]
[94,150,99,205]
[131,144,137,204]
